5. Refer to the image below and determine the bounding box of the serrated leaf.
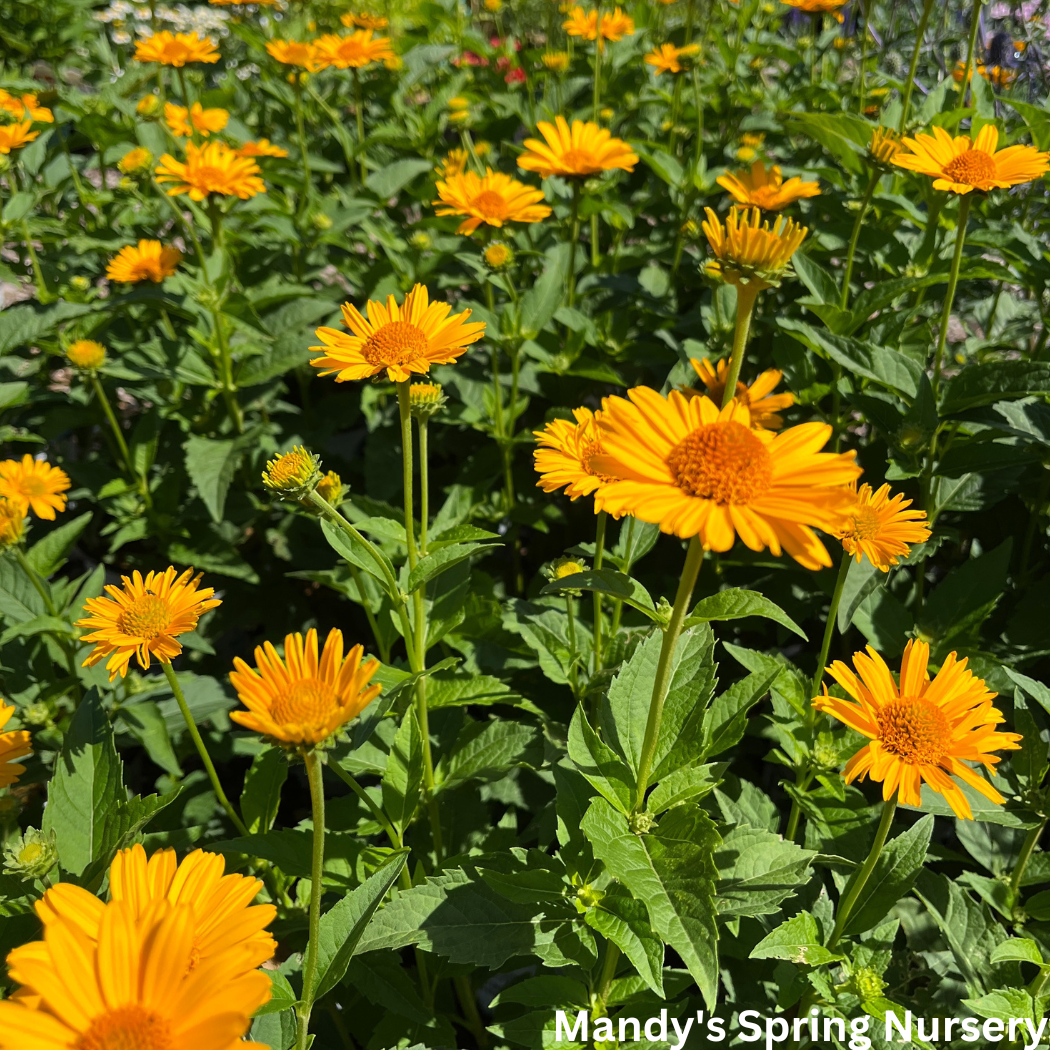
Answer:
[646,764,720,814]
[989,938,1044,966]
[440,719,541,791]
[584,893,665,997]
[382,708,423,832]
[941,362,1050,414]
[686,588,806,639]
[26,512,93,577]
[406,540,499,593]
[541,568,658,619]
[567,705,635,814]
[750,911,844,965]
[240,747,288,835]
[700,668,779,759]
[715,825,815,918]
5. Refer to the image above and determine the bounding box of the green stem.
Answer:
[840,172,879,310]
[161,662,248,836]
[14,546,80,690]
[933,193,971,397]
[89,372,150,506]
[721,282,761,408]
[898,0,933,131]
[566,594,581,700]
[396,381,419,572]
[296,749,327,1050]
[455,976,489,1049]
[812,549,851,698]
[959,0,982,108]
[1009,820,1046,907]
[567,180,582,308]
[609,516,636,637]
[592,0,602,120]
[592,511,607,671]
[594,941,621,1013]
[353,67,366,184]
[327,761,402,848]
[293,77,311,196]
[632,537,705,812]
[418,417,429,557]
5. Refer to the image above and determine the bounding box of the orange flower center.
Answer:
[877,697,951,765]
[559,149,592,172]
[272,677,336,726]
[471,190,509,219]
[666,420,773,504]
[943,148,996,186]
[269,452,312,487]
[19,475,47,497]
[76,1005,174,1050]
[191,164,226,189]
[845,505,881,542]
[118,594,173,639]
[363,321,428,367]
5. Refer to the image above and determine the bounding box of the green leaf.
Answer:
[365,158,434,198]
[715,826,815,918]
[117,701,183,778]
[26,512,93,577]
[838,556,883,632]
[184,432,257,524]
[700,668,778,759]
[313,850,409,1000]
[989,938,1045,966]
[567,706,636,815]
[0,300,93,355]
[584,893,665,997]
[783,112,870,174]
[750,911,844,965]
[917,540,1011,645]
[520,243,571,339]
[686,587,806,639]
[0,557,46,623]
[240,747,288,834]
[541,568,658,619]
[963,989,1039,1024]
[941,362,1050,414]
[439,719,541,791]
[382,709,423,833]
[320,517,397,594]
[646,764,720,814]
[580,798,721,1008]
[406,540,499,593]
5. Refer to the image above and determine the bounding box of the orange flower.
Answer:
[156,141,266,200]
[106,240,182,283]
[717,160,820,210]
[341,11,389,28]
[164,101,230,138]
[835,482,931,571]
[599,7,635,40]
[683,358,794,429]
[645,42,699,75]
[434,169,551,234]
[563,6,599,39]
[0,702,31,790]
[0,456,70,520]
[314,29,395,69]
[133,30,220,66]
[781,0,846,15]
[0,121,39,154]
[265,39,321,70]
[236,139,289,158]
[518,116,638,178]
[0,90,53,123]
[533,407,614,502]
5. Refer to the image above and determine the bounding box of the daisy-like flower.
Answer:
[235,139,289,158]
[34,844,275,976]
[518,116,638,178]
[867,126,903,168]
[702,205,807,288]
[164,101,230,138]
[534,406,614,503]
[645,42,699,75]
[156,141,266,201]
[815,640,1022,819]
[106,240,183,283]
[683,357,794,429]
[137,94,161,116]
[230,629,382,749]
[591,389,860,568]
[484,242,514,268]
[0,90,53,123]
[262,446,322,500]
[563,7,599,39]
[781,0,846,15]
[0,899,270,1050]
[118,146,152,174]
[311,283,485,384]
[314,29,395,69]
[265,39,321,70]
[0,702,31,790]
[133,30,221,66]
[76,566,221,681]
[0,499,25,549]
[0,456,70,520]
[341,10,389,28]
[716,160,820,211]
[542,51,570,72]
[836,482,931,571]
[0,121,39,154]
[892,124,1049,194]
[433,169,552,235]
[599,7,635,40]
[436,148,469,178]
[316,470,345,506]
[66,339,107,371]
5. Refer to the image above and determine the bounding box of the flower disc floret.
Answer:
[66,339,107,370]
[262,446,322,500]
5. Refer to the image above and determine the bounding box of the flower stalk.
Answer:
[840,171,879,310]
[720,282,760,408]
[567,180,583,308]
[933,193,971,396]
[592,511,607,671]
[898,0,935,133]
[296,748,327,1050]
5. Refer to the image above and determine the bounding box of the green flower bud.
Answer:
[4,827,57,881]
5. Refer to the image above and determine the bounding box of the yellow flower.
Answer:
[136,93,161,116]
[262,445,322,499]
[0,499,25,549]
[312,283,486,384]
[230,629,382,748]
[780,0,845,16]
[702,205,807,288]
[868,126,903,168]
[475,140,492,158]
[485,0,503,10]
[484,242,514,268]
[434,168,551,235]
[645,42,699,75]
[0,90,53,123]
[0,898,270,1049]
[76,567,221,681]
[590,389,860,568]
[66,339,107,370]
[534,406,613,503]
[599,7,635,40]
[736,146,757,162]
[106,240,183,283]
[448,96,470,110]
[156,141,266,201]
[0,121,39,154]
[741,132,765,148]
[164,101,230,138]
[133,30,221,66]
[716,160,820,210]
[814,640,1022,819]
[408,381,447,419]
[235,138,289,158]
[542,50,570,72]
[518,116,638,178]
[0,456,70,520]
[436,148,469,178]
[314,29,395,69]
[0,703,31,790]
[892,124,1049,194]
[117,146,152,173]
[316,470,345,505]
[835,482,931,571]
[547,555,588,581]
[683,357,794,429]
[265,39,321,70]
[449,108,470,124]
[563,6,599,39]
[341,11,390,28]
[33,844,276,976]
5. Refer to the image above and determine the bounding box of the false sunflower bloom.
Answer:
[311,283,485,383]
[702,206,807,288]
[118,147,152,174]
[314,30,395,69]
[107,240,183,283]
[781,0,846,17]
[76,567,221,681]
[0,456,70,520]
[0,90,53,123]
[265,39,321,70]
[436,148,469,178]
[0,702,31,790]
[434,169,552,234]
[0,121,39,154]
[645,42,699,75]
[66,340,107,370]
[133,30,221,66]
[868,126,903,168]
[717,161,820,211]
[518,116,638,178]
[342,11,389,28]
[836,482,931,571]
[683,358,794,429]
[591,389,860,568]
[236,139,288,158]
[34,844,275,975]
[0,900,270,1050]
[534,407,614,503]
[156,141,265,201]
[230,628,382,748]
[892,124,1049,194]
[599,7,635,40]
[0,499,25,549]
[164,101,230,138]
[815,640,1022,819]
[563,7,599,39]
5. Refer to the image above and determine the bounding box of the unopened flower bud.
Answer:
[408,381,447,420]
[4,828,57,881]
[262,445,322,500]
